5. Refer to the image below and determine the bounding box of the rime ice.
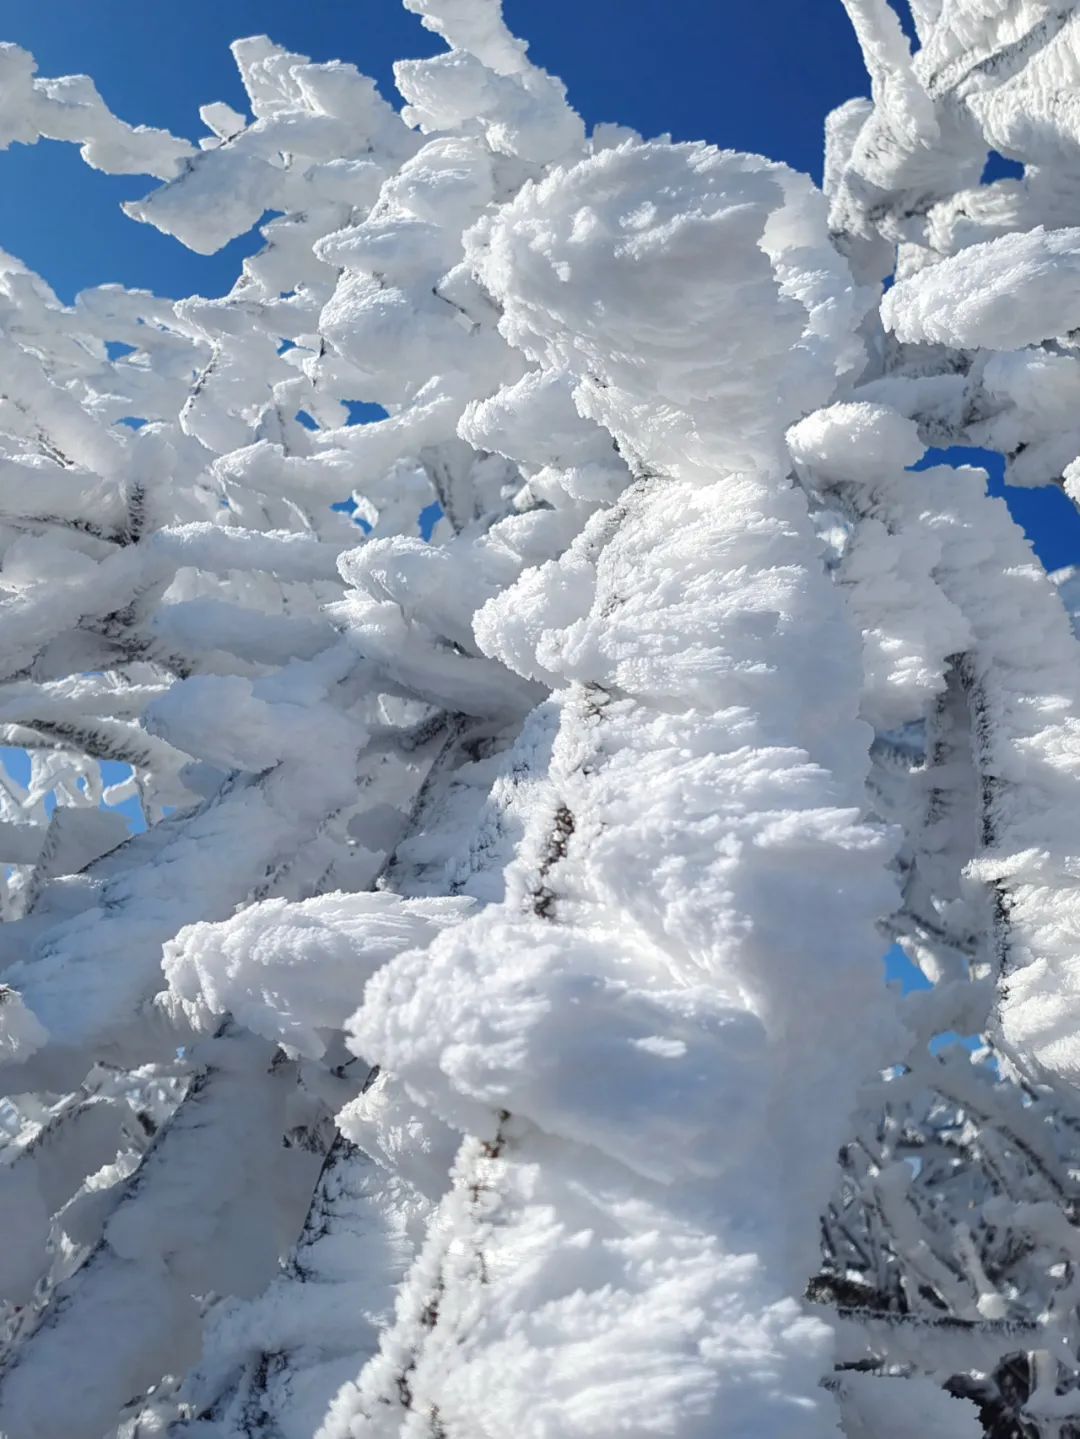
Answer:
[4,1,1080,1436]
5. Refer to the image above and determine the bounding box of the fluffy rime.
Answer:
[1,1,1080,1436]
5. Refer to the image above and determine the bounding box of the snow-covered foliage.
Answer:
[2,0,1080,1434]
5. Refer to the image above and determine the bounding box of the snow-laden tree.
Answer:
[3,0,1080,1435]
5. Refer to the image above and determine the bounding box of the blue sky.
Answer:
[1,0,1079,574]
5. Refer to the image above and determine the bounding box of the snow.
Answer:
[3,0,1080,1433]
[179,1138,431,1439]
[836,1374,981,1438]
[0,1033,318,1439]
[471,141,867,477]
[0,986,48,1064]
[0,43,194,179]
[327,106,901,1436]
[162,892,472,1059]
[882,227,1080,349]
